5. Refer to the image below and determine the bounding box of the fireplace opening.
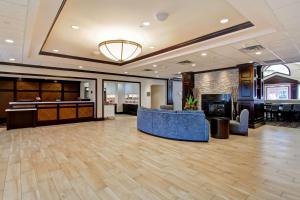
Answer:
[202,94,232,118]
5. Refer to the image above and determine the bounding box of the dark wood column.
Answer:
[167,79,174,105]
[182,72,194,109]
[237,63,265,128]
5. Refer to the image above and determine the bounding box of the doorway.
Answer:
[151,85,166,109]
[103,80,141,119]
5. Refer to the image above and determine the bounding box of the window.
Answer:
[263,64,290,77]
[266,86,290,100]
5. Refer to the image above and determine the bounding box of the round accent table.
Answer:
[210,117,230,139]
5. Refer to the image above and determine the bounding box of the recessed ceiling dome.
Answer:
[98,40,142,62]
[155,12,169,21]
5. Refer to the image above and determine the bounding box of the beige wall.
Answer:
[0,64,167,118]
[151,85,166,109]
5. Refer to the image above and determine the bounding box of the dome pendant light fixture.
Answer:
[98,40,142,62]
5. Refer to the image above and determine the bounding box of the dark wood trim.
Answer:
[193,66,238,74]
[0,62,168,81]
[39,51,121,66]
[123,22,254,65]
[39,0,254,65]
[102,79,142,120]
[39,0,67,52]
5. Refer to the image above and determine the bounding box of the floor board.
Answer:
[0,116,299,200]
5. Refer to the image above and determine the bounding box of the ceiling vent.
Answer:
[263,59,283,65]
[143,69,153,72]
[239,45,265,53]
[177,60,193,65]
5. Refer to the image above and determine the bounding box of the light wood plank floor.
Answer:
[0,115,300,200]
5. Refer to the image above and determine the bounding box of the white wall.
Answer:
[0,64,167,118]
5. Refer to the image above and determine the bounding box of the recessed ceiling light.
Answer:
[142,22,150,27]
[192,63,196,67]
[53,49,59,53]
[124,72,128,74]
[9,58,16,61]
[220,18,229,24]
[201,53,207,56]
[78,66,83,69]
[255,51,262,55]
[149,46,155,49]
[154,71,158,74]
[5,39,14,43]
[71,25,80,30]
[178,72,181,74]
[153,64,157,68]
[249,61,254,63]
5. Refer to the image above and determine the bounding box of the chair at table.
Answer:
[229,109,249,136]
[292,104,300,121]
[270,105,280,121]
[281,104,292,121]
[264,104,272,121]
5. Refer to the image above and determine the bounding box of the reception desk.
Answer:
[7,101,95,129]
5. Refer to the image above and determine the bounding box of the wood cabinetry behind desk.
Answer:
[0,77,81,123]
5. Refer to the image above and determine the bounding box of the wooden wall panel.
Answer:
[64,92,79,101]
[0,92,14,119]
[38,108,57,121]
[78,107,93,118]
[41,82,62,91]
[64,82,80,91]
[0,80,14,90]
[59,108,76,120]
[16,92,39,101]
[41,92,61,101]
[16,81,39,90]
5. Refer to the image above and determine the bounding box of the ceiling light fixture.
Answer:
[71,25,80,30]
[9,58,16,61]
[98,40,142,62]
[149,46,155,49]
[192,63,196,67]
[220,18,229,24]
[178,72,181,74]
[255,51,262,55]
[78,66,83,69]
[154,71,158,74]
[124,72,128,74]
[5,39,14,43]
[201,53,207,56]
[153,64,157,68]
[53,49,59,53]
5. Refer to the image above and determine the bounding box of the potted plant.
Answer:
[184,95,198,110]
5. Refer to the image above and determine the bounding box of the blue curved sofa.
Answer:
[137,107,209,142]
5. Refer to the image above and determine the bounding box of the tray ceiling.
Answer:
[41,0,250,65]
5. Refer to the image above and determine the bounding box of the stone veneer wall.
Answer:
[194,68,239,109]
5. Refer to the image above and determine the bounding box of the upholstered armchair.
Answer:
[229,109,249,136]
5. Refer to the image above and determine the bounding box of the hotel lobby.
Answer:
[0,0,300,199]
